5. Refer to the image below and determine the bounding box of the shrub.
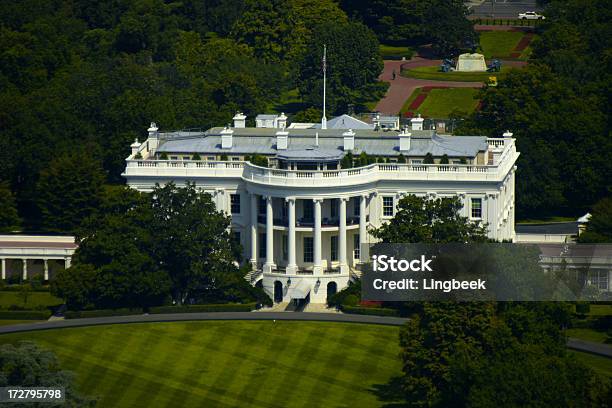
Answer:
[0,310,51,320]
[342,306,399,317]
[440,154,449,164]
[191,153,201,160]
[149,303,257,314]
[575,301,590,315]
[423,153,434,164]
[343,294,359,307]
[159,152,168,160]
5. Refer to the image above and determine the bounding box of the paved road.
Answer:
[470,0,542,18]
[0,312,409,334]
[1,312,610,358]
[374,59,482,115]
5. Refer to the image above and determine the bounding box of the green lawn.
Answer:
[0,321,402,407]
[566,328,609,344]
[402,65,515,82]
[587,304,612,316]
[404,87,481,118]
[380,44,413,60]
[0,319,44,326]
[0,291,63,310]
[569,350,612,379]
[478,31,530,59]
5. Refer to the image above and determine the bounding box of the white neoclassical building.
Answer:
[123,113,519,304]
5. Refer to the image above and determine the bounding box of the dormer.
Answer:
[411,114,424,131]
[398,129,412,152]
[343,129,355,151]
[276,130,288,150]
[233,112,246,128]
[221,127,234,149]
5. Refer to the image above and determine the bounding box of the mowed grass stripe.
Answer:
[233,322,294,407]
[300,324,355,407]
[117,324,196,407]
[0,322,402,408]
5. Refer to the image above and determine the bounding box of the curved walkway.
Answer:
[0,312,409,334]
[1,312,610,358]
[374,58,483,115]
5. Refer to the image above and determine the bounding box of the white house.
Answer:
[123,114,519,304]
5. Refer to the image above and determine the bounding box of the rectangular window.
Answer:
[230,194,241,214]
[471,198,482,219]
[589,270,609,290]
[282,234,288,261]
[259,197,266,215]
[207,156,215,161]
[383,196,394,217]
[183,156,190,161]
[170,156,178,160]
[259,233,266,258]
[232,157,240,161]
[353,234,360,260]
[354,198,360,217]
[303,237,313,263]
[331,236,338,261]
[411,159,423,164]
[232,231,241,247]
[330,199,338,218]
[303,200,313,221]
[282,201,288,220]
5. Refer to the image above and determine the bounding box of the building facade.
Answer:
[123,114,519,304]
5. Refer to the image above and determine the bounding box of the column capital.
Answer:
[285,196,296,203]
[339,197,350,202]
[312,198,324,203]
[265,195,274,202]
[457,192,467,198]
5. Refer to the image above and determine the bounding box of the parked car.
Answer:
[518,11,545,20]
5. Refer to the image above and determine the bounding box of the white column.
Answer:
[22,259,27,280]
[64,257,71,269]
[313,198,322,273]
[339,198,348,273]
[286,198,297,273]
[264,196,275,272]
[250,193,258,269]
[43,259,49,281]
[1,258,5,280]
[359,195,367,262]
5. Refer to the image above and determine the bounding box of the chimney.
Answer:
[221,127,234,149]
[502,130,513,138]
[277,112,287,129]
[410,114,424,131]
[373,113,381,130]
[148,122,159,138]
[276,130,288,150]
[131,138,141,156]
[233,112,246,128]
[398,129,412,152]
[343,129,355,151]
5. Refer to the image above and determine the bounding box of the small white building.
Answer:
[123,114,519,304]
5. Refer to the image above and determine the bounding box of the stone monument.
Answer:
[455,53,487,72]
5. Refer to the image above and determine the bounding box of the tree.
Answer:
[149,183,240,305]
[371,195,488,243]
[578,198,612,243]
[298,21,382,114]
[440,154,449,164]
[0,181,20,232]
[423,153,434,164]
[340,152,354,169]
[36,151,105,233]
[0,342,94,407]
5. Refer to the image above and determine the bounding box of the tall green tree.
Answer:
[578,198,612,243]
[371,195,488,243]
[36,150,105,233]
[0,180,20,232]
[298,21,383,114]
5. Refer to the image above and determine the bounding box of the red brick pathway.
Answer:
[374,58,483,115]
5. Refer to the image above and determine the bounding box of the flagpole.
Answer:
[322,44,327,130]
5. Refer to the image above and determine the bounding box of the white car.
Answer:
[518,11,545,20]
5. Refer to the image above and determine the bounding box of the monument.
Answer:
[455,53,487,72]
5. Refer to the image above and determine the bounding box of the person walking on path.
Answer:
[392,69,396,80]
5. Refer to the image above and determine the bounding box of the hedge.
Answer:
[342,306,399,317]
[0,310,51,320]
[149,303,257,314]
[0,285,52,292]
[64,308,143,319]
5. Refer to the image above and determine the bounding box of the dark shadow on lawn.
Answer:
[369,375,410,408]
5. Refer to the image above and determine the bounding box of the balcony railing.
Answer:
[123,138,518,186]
